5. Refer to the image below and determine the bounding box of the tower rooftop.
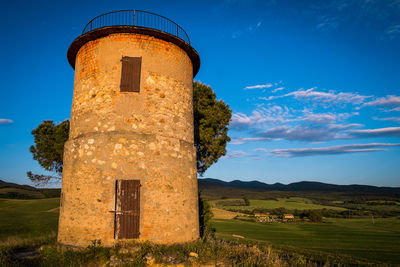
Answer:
[67,10,200,76]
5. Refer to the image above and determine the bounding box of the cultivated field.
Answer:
[212,197,346,211]
[212,217,400,264]
[209,196,400,264]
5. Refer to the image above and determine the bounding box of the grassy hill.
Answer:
[0,179,60,199]
[1,178,399,265]
[0,198,59,241]
[212,197,347,212]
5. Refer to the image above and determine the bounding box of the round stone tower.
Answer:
[58,10,200,247]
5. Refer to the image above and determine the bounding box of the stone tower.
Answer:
[58,10,200,247]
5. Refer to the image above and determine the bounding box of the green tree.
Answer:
[27,120,69,186]
[28,82,231,184]
[243,196,250,206]
[308,210,323,223]
[193,81,231,175]
[198,194,214,238]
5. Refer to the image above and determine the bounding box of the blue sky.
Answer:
[0,0,399,187]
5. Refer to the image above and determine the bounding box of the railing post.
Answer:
[133,10,136,26]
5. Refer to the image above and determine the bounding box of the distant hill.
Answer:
[2,178,399,200]
[0,179,60,199]
[198,178,400,197]
[0,179,37,191]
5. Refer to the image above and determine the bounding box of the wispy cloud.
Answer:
[231,137,272,145]
[235,81,400,147]
[222,150,253,159]
[316,15,340,31]
[372,117,400,123]
[231,20,263,39]
[244,83,273,90]
[271,143,400,157]
[255,123,361,142]
[230,104,359,136]
[310,0,400,38]
[302,110,358,124]
[384,24,400,39]
[264,87,370,106]
[230,105,291,130]
[364,95,400,109]
[349,127,400,138]
[254,148,268,152]
[272,87,285,93]
[248,20,262,31]
[0,119,13,125]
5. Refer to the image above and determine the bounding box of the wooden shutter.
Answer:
[120,57,141,92]
[115,180,140,239]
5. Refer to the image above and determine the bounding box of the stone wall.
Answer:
[58,33,199,247]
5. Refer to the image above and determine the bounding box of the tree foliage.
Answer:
[243,196,250,206]
[300,210,323,223]
[193,81,231,175]
[27,120,69,185]
[198,194,214,238]
[28,82,231,184]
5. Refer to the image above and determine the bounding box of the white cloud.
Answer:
[349,127,400,138]
[222,150,253,159]
[230,105,291,130]
[256,123,361,142]
[262,87,370,106]
[286,88,369,105]
[244,84,273,90]
[271,143,400,157]
[372,117,400,123]
[364,95,400,108]
[303,110,358,124]
[272,87,285,93]
[254,148,268,152]
[231,137,272,145]
[0,119,13,125]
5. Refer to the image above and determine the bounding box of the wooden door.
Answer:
[120,56,142,92]
[115,180,140,239]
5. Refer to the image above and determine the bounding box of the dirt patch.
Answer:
[46,207,60,213]
[211,208,244,219]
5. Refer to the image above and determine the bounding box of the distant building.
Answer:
[283,214,295,220]
[254,212,269,217]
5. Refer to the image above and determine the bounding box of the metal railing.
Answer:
[82,10,191,45]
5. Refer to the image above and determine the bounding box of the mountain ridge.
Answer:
[199,178,400,194]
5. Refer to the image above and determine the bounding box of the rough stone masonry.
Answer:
[58,25,201,247]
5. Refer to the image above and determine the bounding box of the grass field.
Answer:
[1,197,399,265]
[212,217,400,264]
[213,197,346,211]
[0,198,59,241]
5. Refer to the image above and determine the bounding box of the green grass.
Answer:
[359,204,400,212]
[0,198,59,241]
[1,197,398,265]
[213,197,346,211]
[212,217,400,264]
